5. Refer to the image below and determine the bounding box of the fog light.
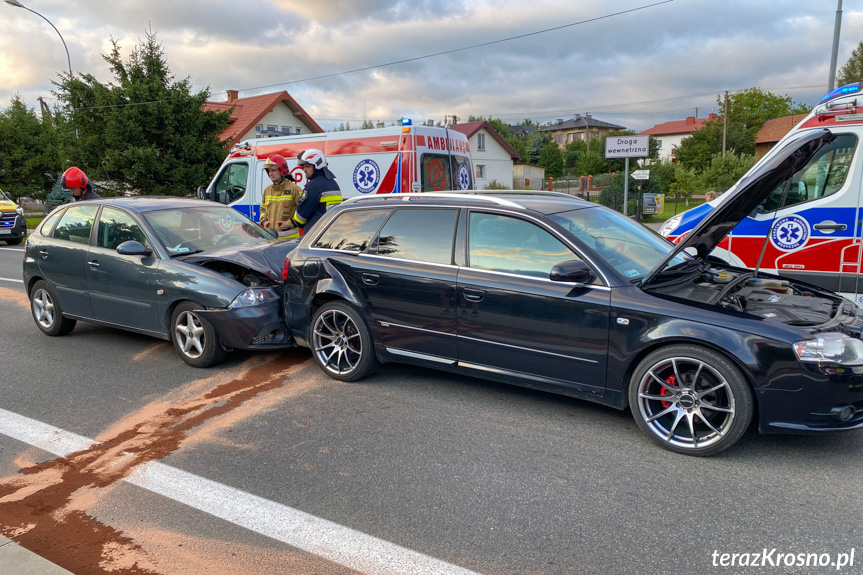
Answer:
[834,405,856,422]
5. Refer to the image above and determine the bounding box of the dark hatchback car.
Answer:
[23,197,295,367]
[283,129,863,456]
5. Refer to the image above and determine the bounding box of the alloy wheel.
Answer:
[312,308,363,376]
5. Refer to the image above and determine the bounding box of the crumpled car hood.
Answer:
[179,239,298,282]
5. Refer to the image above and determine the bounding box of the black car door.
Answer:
[86,206,161,333]
[456,211,611,396]
[362,207,460,362]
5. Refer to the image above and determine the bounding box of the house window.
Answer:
[266,125,277,137]
[255,124,263,136]
[477,133,486,151]
[554,135,563,144]
[656,139,663,149]
[296,127,303,134]
[282,125,292,135]
[476,164,486,180]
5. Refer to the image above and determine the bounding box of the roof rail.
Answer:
[341,190,577,208]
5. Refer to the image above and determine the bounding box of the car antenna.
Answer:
[753,180,791,277]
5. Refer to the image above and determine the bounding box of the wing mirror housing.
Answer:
[116,240,153,256]
[550,260,593,284]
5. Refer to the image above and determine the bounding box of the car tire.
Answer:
[629,344,753,456]
[170,301,227,368]
[29,280,76,336]
[310,301,377,382]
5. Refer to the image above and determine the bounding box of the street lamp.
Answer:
[5,0,72,78]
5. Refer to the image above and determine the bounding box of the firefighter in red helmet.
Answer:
[61,167,101,202]
[259,154,301,237]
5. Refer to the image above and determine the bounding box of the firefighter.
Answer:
[61,167,101,202]
[259,154,302,238]
[292,149,343,232]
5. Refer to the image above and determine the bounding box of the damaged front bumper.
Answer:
[196,301,296,350]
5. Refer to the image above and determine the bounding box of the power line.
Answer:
[67,1,675,112]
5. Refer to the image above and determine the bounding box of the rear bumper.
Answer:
[197,301,295,350]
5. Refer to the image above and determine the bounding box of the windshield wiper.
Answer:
[170,249,206,258]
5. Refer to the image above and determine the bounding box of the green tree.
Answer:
[0,97,63,201]
[361,119,375,129]
[575,149,607,177]
[539,142,564,178]
[701,151,755,193]
[837,41,863,87]
[45,176,73,211]
[526,131,552,165]
[54,31,231,196]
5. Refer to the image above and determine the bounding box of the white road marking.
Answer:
[0,247,25,251]
[0,408,482,575]
[0,277,24,283]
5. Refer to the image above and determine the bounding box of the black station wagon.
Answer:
[282,130,863,455]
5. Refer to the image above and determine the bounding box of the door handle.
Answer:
[813,221,847,231]
[361,273,379,286]
[463,289,485,302]
[88,260,100,270]
[39,249,48,260]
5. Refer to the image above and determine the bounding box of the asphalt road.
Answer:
[0,243,861,575]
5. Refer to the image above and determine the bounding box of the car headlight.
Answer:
[659,214,682,237]
[793,332,863,365]
[16,207,23,216]
[228,288,280,308]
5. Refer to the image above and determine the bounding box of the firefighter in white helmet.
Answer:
[292,149,343,232]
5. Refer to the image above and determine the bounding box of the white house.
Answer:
[638,113,718,163]
[449,121,522,189]
[204,90,324,143]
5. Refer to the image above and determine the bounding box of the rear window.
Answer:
[313,208,391,252]
[420,154,473,192]
[374,208,458,264]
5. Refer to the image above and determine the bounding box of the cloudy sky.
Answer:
[1,0,860,132]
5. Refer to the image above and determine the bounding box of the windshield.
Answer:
[548,207,690,280]
[143,207,272,256]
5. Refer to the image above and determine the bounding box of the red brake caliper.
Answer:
[660,375,675,409]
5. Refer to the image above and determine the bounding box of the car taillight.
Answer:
[283,257,290,281]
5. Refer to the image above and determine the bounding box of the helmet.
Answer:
[297,148,327,170]
[60,167,89,191]
[262,153,291,177]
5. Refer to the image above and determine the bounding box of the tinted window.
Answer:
[52,205,99,244]
[376,208,457,264]
[419,154,474,192]
[761,133,857,211]
[98,207,148,250]
[468,213,575,278]
[313,208,391,252]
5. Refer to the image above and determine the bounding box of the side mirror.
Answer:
[550,260,593,284]
[116,240,152,256]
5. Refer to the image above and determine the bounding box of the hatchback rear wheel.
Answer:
[29,280,76,336]
[311,301,377,381]
[629,345,753,456]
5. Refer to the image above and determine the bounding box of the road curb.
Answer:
[0,537,75,575]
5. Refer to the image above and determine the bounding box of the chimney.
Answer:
[556,118,565,124]
[377,122,385,129]
[226,90,239,102]
[685,116,695,125]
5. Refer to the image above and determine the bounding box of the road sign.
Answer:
[631,170,650,180]
[605,135,649,158]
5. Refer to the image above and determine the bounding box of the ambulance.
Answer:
[0,188,26,245]
[199,120,474,222]
[660,82,863,304]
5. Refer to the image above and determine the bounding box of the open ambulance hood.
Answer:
[642,129,835,287]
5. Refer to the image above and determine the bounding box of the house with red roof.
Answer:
[755,115,804,159]
[203,90,324,143]
[638,113,718,162]
[449,121,522,189]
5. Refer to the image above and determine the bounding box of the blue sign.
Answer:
[353,160,381,194]
[458,164,471,190]
[770,215,809,251]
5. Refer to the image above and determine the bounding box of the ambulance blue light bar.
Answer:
[819,83,861,104]
[401,118,412,126]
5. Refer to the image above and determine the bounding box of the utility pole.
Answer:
[828,0,844,92]
[722,91,729,156]
[584,112,590,154]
